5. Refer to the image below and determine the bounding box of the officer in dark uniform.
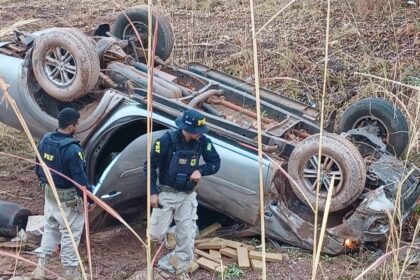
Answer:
[31,108,93,280]
[147,109,221,279]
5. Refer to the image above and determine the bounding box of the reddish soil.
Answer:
[0,159,361,279]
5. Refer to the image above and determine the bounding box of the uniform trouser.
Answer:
[150,191,198,273]
[34,194,84,267]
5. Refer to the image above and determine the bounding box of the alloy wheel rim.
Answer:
[43,46,77,87]
[302,154,343,197]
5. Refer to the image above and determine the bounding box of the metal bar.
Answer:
[187,62,319,121]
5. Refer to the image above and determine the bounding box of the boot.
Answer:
[165,232,176,250]
[30,257,49,280]
[63,266,82,280]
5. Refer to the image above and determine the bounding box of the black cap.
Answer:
[58,108,80,129]
[175,109,209,134]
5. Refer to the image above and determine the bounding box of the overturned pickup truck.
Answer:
[0,6,419,254]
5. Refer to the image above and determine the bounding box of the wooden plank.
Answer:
[209,249,222,259]
[224,239,243,249]
[249,251,284,262]
[157,271,171,280]
[195,237,218,245]
[237,247,251,268]
[196,257,225,273]
[188,261,200,273]
[195,249,221,263]
[198,223,222,238]
[241,244,256,251]
[0,242,37,250]
[250,259,263,270]
[220,247,237,259]
[197,240,225,250]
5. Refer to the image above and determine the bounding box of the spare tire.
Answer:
[288,133,366,212]
[32,28,100,101]
[338,98,409,156]
[111,5,174,61]
[0,200,31,238]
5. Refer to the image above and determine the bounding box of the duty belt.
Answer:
[44,183,78,205]
[158,184,198,194]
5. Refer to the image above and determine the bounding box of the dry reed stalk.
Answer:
[312,176,335,280]
[83,189,93,280]
[249,0,267,278]
[256,0,297,36]
[354,72,420,92]
[0,18,39,38]
[145,2,156,279]
[312,0,332,275]
[354,245,409,280]
[0,250,61,278]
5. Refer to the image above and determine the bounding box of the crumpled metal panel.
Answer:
[368,154,420,213]
[0,42,12,48]
[329,187,393,242]
[243,202,345,255]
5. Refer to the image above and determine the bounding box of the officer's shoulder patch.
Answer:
[68,145,83,160]
[206,142,212,152]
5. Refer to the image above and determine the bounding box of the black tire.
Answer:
[338,98,409,156]
[288,133,366,212]
[0,200,31,238]
[32,29,100,101]
[62,28,101,98]
[111,5,174,61]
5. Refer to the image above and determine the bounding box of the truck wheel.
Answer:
[111,5,174,61]
[62,28,100,98]
[288,133,366,212]
[32,28,100,101]
[338,98,409,156]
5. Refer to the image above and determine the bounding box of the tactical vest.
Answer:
[164,130,203,192]
[37,132,79,189]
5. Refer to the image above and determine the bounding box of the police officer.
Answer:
[147,109,221,279]
[31,108,93,280]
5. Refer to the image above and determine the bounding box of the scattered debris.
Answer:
[193,236,287,274]
[250,259,263,270]
[188,261,199,274]
[220,247,237,259]
[249,251,286,262]
[127,268,147,280]
[237,247,251,268]
[197,223,222,239]
[196,249,221,263]
[196,239,225,250]
[195,257,225,273]
[11,229,27,242]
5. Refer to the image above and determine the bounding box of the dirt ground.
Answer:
[0,165,364,280]
[0,0,419,279]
